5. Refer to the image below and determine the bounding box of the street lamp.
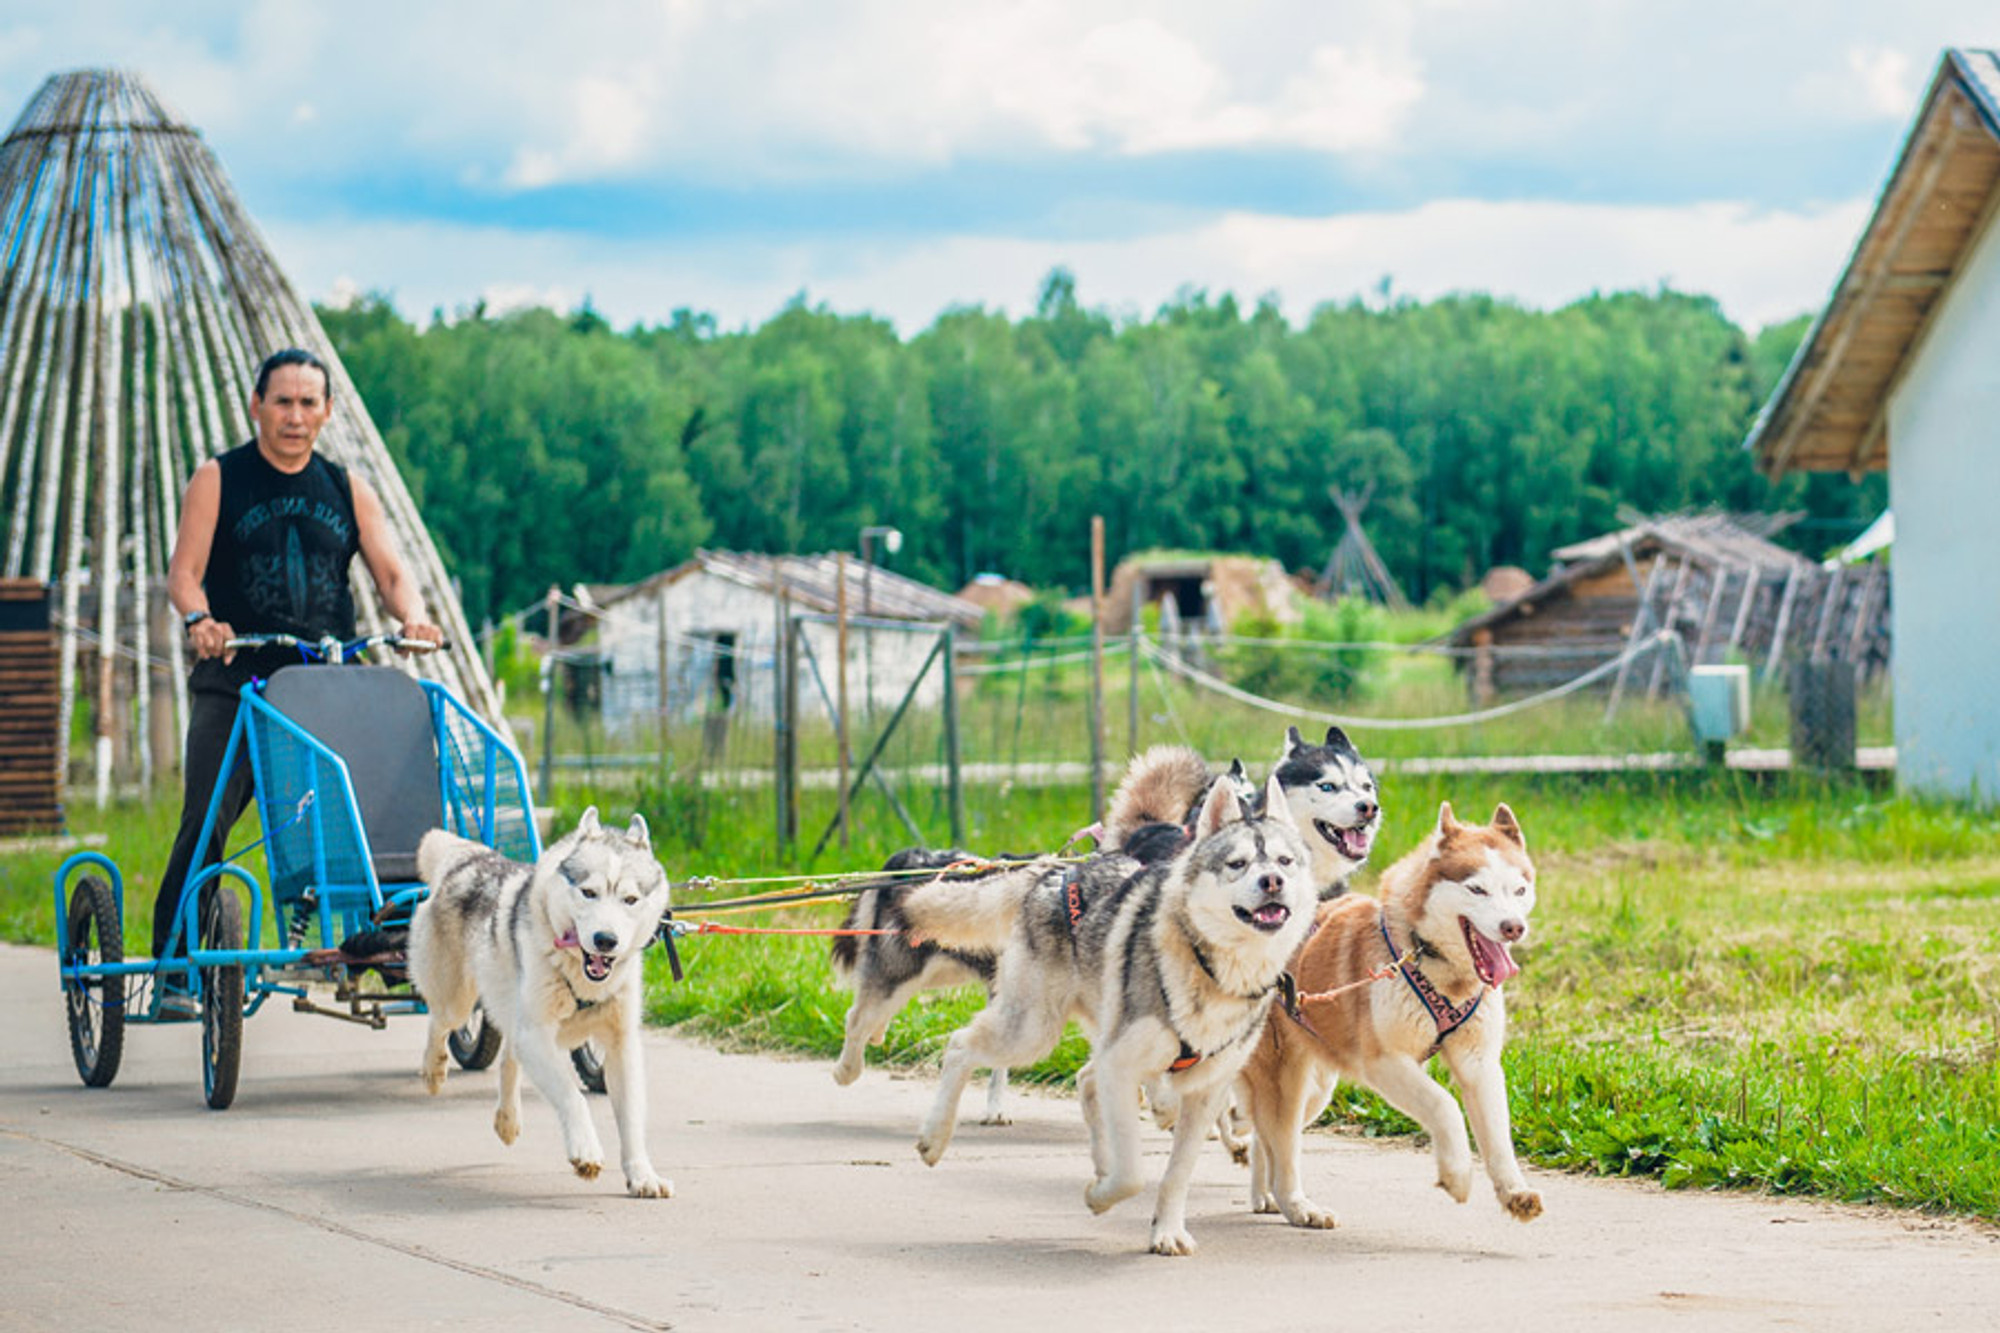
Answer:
[859,525,902,618]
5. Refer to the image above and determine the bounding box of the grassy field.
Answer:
[9,759,1992,1223]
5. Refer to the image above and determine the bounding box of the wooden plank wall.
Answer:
[0,579,62,833]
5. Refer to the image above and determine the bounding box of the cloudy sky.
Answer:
[2,2,1993,335]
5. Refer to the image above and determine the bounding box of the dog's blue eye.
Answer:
[1317,782,1335,793]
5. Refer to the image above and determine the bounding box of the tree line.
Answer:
[317,270,1883,628]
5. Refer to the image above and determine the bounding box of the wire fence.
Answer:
[521,604,1893,851]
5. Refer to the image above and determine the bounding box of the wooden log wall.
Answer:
[0,579,61,833]
[1478,554,1892,698]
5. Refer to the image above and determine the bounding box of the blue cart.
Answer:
[53,634,540,1108]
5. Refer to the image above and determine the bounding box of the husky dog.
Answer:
[1102,745,1256,853]
[409,807,673,1198]
[900,775,1318,1256]
[1238,802,1542,1229]
[829,847,1012,1124]
[1272,725,1381,894]
[1109,730,1380,896]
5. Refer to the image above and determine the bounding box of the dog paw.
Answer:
[420,1061,446,1096]
[977,1111,1013,1127]
[1502,1188,1543,1222]
[1436,1162,1473,1204]
[1282,1199,1340,1230]
[1085,1176,1141,1215]
[1227,1140,1251,1167]
[915,1135,945,1167]
[831,1061,861,1087]
[493,1107,520,1145]
[626,1167,673,1199]
[571,1156,603,1181]
[1250,1191,1279,1215]
[1148,1224,1198,1257]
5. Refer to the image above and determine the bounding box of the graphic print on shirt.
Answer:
[232,493,354,628]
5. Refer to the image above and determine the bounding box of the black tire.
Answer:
[198,887,244,1110]
[448,1003,503,1071]
[63,875,125,1088]
[572,1040,606,1094]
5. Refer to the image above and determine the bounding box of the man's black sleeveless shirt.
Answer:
[192,441,359,690]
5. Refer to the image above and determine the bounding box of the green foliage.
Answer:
[318,278,1878,627]
[1220,602,1386,702]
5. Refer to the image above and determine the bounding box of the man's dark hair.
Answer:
[254,347,332,399]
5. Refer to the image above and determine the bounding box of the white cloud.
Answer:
[1847,45,1916,119]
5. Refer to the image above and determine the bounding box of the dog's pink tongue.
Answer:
[1469,929,1519,987]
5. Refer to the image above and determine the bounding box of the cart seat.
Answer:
[261,666,443,890]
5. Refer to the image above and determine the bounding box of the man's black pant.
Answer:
[152,684,256,959]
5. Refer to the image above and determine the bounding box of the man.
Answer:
[155,348,442,1000]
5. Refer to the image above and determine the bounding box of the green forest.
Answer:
[319,270,1885,627]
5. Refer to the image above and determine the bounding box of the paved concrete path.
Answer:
[2,941,1992,1331]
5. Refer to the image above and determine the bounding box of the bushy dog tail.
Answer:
[1104,745,1210,849]
[896,858,1052,953]
[416,828,490,885]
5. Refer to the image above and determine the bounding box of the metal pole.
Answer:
[942,624,964,847]
[540,585,558,804]
[656,584,670,788]
[1127,576,1141,757]
[1089,516,1106,821]
[836,553,850,850]
[774,572,792,854]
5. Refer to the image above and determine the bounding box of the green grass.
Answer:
[10,763,1994,1223]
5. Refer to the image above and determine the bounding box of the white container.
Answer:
[1688,664,1751,744]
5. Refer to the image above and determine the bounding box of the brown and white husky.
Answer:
[1237,801,1544,1229]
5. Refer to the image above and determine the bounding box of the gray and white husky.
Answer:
[409,807,673,1198]
[898,774,1318,1256]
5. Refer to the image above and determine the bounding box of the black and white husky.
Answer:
[829,847,1011,1124]
[409,808,673,1197]
[898,775,1318,1256]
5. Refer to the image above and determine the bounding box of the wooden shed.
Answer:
[583,550,983,731]
[1441,513,1875,697]
[1747,48,2000,800]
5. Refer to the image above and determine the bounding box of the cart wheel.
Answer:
[198,887,244,1110]
[572,1040,606,1094]
[449,1003,503,1071]
[63,875,125,1088]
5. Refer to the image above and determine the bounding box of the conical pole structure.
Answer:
[1320,484,1410,610]
[0,69,504,804]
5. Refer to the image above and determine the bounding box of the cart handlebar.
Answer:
[223,632,448,664]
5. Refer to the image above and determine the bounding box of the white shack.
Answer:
[1748,48,2000,801]
[585,550,984,733]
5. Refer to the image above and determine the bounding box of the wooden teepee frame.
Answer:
[1317,484,1409,610]
[0,68,502,804]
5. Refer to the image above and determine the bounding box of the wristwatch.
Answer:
[182,609,212,631]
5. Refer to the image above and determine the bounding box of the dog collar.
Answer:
[1379,910,1482,1058]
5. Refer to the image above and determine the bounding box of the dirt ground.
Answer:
[3,940,1994,1331]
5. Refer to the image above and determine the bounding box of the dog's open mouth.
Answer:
[1313,819,1374,863]
[1236,902,1292,934]
[581,950,614,982]
[1461,917,1519,988]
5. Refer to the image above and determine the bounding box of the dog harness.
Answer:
[1379,911,1483,1058]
